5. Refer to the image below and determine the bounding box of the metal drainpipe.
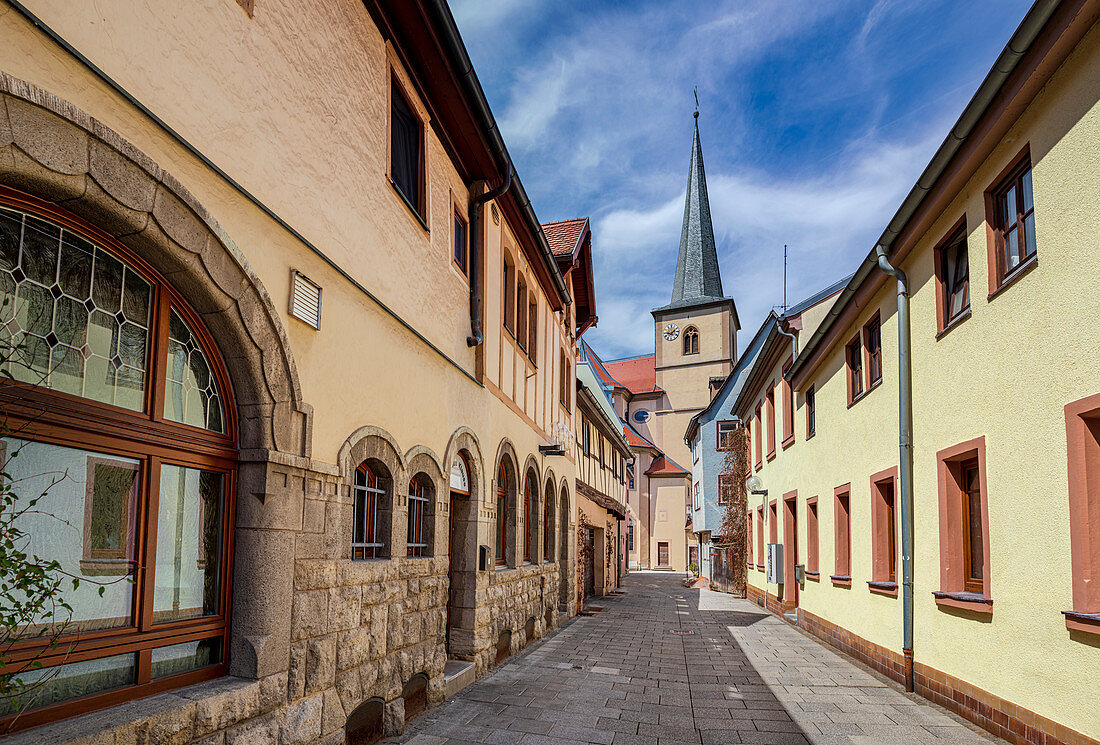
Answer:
[776,321,797,362]
[467,168,512,346]
[875,244,916,692]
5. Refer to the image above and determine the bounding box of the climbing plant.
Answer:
[717,426,748,597]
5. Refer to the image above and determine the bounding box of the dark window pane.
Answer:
[59,233,94,300]
[391,84,421,213]
[966,465,983,581]
[0,652,135,716]
[150,638,221,680]
[0,208,21,271]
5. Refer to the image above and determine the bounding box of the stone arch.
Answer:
[542,469,557,563]
[520,456,541,563]
[0,75,312,681]
[345,696,385,745]
[341,427,407,561]
[443,429,482,658]
[493,440,520,567]
[0,75,310,456]
[558,479,573,610]
[405,448,443,558]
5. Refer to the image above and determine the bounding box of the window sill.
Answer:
[451,258,469,282]
[756,564,765,572]
[933,590,993,614]
[806,430,815,441]
[766,449,776,462]
[781,434,795,450]
[847,380,881,409]
[935,307,971,340]
[389,178,429,233]
[868,580,898,597]
[830,575,852,587]
[988,253,1037,303]
[1063,610,1100,635]
[806,570,820,582]
[754,461,762,472]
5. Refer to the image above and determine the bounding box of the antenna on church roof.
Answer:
[693,87,699,119]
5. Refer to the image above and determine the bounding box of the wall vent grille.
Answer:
[290,270,322,329]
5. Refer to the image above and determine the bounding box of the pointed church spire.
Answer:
[670,109,724,306]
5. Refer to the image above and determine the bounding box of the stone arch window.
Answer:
[543,477,555,562]
[406,473,434,558]
[683,326,700,356]
[353,461,392,559]
[0,189,236,730]
[495,460,516,566]
[523,471,539,563]
[345,697,385,745]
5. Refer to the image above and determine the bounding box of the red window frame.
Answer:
[863,315,882,389]
[833,485,851,584]
[496,463,508,566]
[846,334,863,405]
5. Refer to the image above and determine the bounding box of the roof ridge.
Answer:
[605,352,656,363]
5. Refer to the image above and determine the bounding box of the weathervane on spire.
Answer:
[693,87,699,119]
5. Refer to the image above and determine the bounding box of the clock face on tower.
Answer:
[663,323,680,341]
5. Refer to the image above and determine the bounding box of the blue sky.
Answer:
[451,0,1033,360]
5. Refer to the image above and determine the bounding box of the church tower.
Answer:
[651,110,739,467]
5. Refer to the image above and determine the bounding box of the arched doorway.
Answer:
[446,450,474,655]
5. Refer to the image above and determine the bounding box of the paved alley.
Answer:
[394,572,1003,745]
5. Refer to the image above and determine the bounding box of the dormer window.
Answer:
[683,326,699,355]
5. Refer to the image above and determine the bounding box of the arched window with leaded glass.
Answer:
[0,188,236,731]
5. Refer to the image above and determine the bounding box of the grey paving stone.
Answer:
[392,574,1007,745]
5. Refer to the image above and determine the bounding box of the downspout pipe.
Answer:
[776,320,797,363]
[467,168,512,346]
[875,244,916,693]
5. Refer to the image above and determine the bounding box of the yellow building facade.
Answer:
[739,3,1100,744]
[0,0,588,741]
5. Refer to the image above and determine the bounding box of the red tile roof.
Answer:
[541,218,587,257]
[644,454,690,476]
[604,355,660,395]
[623,422,656,450]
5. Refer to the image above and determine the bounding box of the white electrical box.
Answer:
[766,543,783,584]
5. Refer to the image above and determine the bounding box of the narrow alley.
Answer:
[395,573,1002,745]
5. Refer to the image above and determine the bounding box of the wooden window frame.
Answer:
[933,217,971,337]
[0,189,237,733]
[765,385,776,460]
[1064,392,1100,635]
[527,295,538,364]
[756,506,765,569]
[352,463,387,560]
[781,358,794,449]
[832,485,851,585]
[985,145,1037,299]
[806,497,819,578]
[452,207,468,276]
[934,437,991,613]
[845,334,863,405]
[863,315,882,391]
[406,477,430,558]
[515,276,528,353]
[869,467,899,596]
[388,74,427,225]
[753,405,763,469]
[805,385,816,440]
[502,253,516,334]
[746,513,754,567]
[543,482,554,563]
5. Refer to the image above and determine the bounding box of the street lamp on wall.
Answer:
[746,475,768,497]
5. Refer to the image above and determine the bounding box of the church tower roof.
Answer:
[662,111,727,310]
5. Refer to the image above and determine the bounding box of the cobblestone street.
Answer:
[394,572,1003,745]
